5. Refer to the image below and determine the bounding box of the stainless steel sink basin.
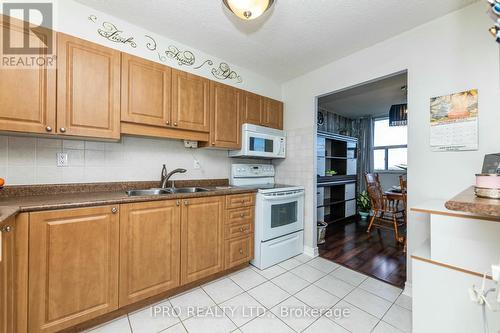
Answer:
[166,187,210,193]
[126,189,171,196]
[126,187,211,196]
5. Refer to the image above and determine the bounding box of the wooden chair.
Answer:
[399,174,408,252]
[365,181,406,245]
[365,173,380,187]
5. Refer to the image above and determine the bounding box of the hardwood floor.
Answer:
[319,217,406,288]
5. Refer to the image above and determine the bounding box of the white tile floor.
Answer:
[86,255,412,333]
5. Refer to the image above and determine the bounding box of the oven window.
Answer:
[271,201,298,228]
[250,137,274,153]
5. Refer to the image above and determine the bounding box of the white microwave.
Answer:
[229,124,286,159]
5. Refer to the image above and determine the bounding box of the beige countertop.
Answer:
[0,180,256,223]
[445,186,500,218]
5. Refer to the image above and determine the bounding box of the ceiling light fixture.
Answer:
[223,0,275,20]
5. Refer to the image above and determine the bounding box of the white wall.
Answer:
[276,2,500,286]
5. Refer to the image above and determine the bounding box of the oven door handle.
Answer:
[261,192,304,201]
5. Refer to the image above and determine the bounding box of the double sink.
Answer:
[126,187,211,197]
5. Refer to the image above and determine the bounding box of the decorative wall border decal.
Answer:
[89,16,137,48]
[89,16,242,83]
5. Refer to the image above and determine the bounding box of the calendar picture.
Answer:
[430,89,478,152]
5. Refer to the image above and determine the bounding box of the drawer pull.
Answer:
[239,248,243,255]
[0,226,13,233]
[240,213,245,217]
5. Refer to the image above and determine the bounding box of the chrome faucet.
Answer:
[161,164,187,188]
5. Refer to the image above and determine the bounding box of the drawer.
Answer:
[225,234,254,269]
[226,193,255,209]
[225,207,254,225]
[225,221,253,239]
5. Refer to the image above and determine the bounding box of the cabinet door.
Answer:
[29,206,119,333]
[121,53,172,127]
[0,17,56,135]
[119,200,181,306]
[180,196,224,284]
[240,92,262,126]
[0,217,15,333]
[57,33,121,139]
[262,98,283,129]
[171,69,210,132]
[224,235,254,269]
[209,82,241,149]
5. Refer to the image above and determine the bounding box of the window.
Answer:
[373,118,407,171]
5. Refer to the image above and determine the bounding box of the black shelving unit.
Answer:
[317,132,358,225]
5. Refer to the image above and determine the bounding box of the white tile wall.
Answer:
[0,135,233,185]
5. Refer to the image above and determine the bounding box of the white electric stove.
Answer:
[231,164,304,269]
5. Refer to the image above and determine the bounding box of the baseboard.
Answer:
[303,245,319,258]
[403,281,412,297]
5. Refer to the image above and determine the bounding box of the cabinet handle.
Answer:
[45,126,52,132]
[173,122,178,126]
[240,213,245,217]
[59,127,66,133]
[239,248,243,255]
[184,200,189,205]
[0,226,13,233]
[211,142,215,145]
[166,120,170,125]
[176,200,180,206]
[239,227,244,232]
[111,207,118,214]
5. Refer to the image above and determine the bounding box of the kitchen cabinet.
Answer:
[171,69,210,133]
[206,82,241,149]
[0,214,28,333]
[240,92,263,126]
[225,235,254,269]
[119,200,181,306]
[57,33,121,139]
[180,196,224,284]
[0,16,56,135]
[121,53,172,127]
[0,217,15,333]
[28,205,119,333]
[262,97,284,130]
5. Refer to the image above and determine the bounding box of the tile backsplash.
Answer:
[0,135,233,185]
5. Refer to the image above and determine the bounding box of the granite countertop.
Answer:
[445,186,500,217]
[0,179,257,224]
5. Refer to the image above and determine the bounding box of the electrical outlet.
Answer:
[57,153,68,167]
[193,159,201,169]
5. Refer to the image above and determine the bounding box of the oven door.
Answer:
[260,190,304,241]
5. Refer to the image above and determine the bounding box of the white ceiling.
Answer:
[318,72,407,118]
[75,0,477,82]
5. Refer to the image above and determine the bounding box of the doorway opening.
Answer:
[315,71,408,287]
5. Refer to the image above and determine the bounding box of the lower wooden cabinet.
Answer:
[0,217,15,333]
[28,206,120,333]
[225,235,254,269]
[119,200,181,306]
[180,196,224,284]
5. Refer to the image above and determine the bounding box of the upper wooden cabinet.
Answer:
[180,196,224,284]
[57,33,121,139]
[240,92,262,126]
[262,97,284,130]
[0,16,56,135]
[171,69,210,132]
[207,82,241,149]
[121,53,171,127]
[119,200,181,306]
[28,205,119,333]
